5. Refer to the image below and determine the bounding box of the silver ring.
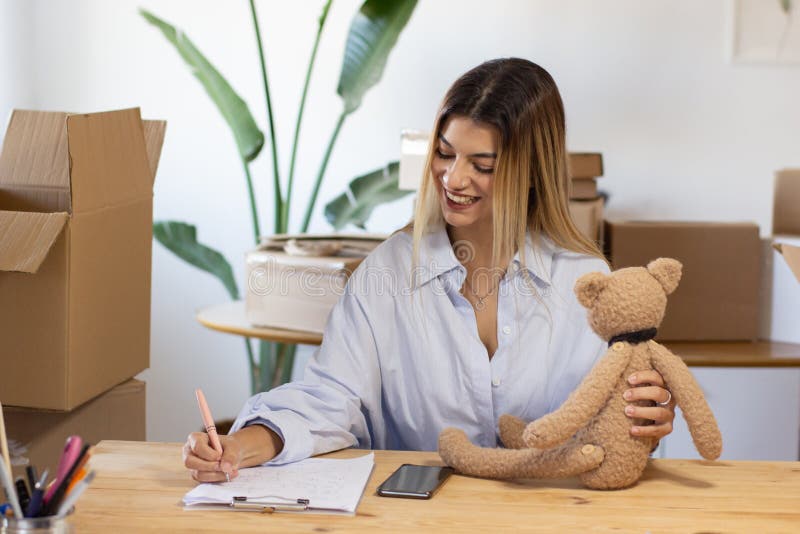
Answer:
[657,390,672,407]
[225,472,231,483]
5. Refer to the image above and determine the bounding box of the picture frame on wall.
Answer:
[729,0,800,64]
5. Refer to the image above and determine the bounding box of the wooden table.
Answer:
[196,302,800,368]
[665,340,800,367]
[196,301,323,345]
[70,441,800,533]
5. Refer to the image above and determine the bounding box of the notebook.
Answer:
[183,452,374,515]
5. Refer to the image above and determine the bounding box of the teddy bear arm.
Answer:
[650,344,723,460]
[524,346,632,448]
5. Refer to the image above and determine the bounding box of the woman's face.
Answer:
[432,116,498,230]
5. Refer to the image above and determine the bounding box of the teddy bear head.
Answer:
[574,258,682,341]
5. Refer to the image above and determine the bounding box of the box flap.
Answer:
[143,120,167,185]
[66,108,152,213]
[773,243,800,283]
[0,211,68,273]
[0,110,71,193]
[773,169,800,236]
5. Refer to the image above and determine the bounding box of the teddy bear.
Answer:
[438,258,722,489]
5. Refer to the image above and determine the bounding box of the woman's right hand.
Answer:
[183,432,242,483]
[182,425,284,483]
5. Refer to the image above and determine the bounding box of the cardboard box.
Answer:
[0,109,165,409]
[568,152,604,179]
[5,379,145,478]
[246,235,383,333]
[570,178,598,200]
[773,169,800,235]
[762,169,800,343]
[569,197,604,245]
[605,221,761,341]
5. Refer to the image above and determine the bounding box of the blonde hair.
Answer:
[406,58,604,273]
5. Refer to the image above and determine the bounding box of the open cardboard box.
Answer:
[762,169,800,343]
[0,109,165,410]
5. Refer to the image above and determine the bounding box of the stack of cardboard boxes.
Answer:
[567,153,604,246]
[0,108,164,477]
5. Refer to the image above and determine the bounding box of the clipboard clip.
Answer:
[230,496,310,512]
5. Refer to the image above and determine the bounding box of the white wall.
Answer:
[0,0,35,113]
[2,0,799,442]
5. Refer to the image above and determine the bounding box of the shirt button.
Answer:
[492,377,502,387]
[502,326,512,335]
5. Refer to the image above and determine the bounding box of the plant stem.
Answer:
[242,160,261,244]
[301,111,347,232]
[284,0,333,232]
[280,344,296,385]
[258,340,275,393]
[245,338,258,394]
[271,343,286,390]
[249,0,283,233]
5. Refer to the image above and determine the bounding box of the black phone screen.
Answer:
[376,464,454,499]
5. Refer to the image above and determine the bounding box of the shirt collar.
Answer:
[512,232,554,286]
[414,225,555,288]
[414,225,463,288]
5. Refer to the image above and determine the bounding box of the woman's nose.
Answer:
[443,159,470,190]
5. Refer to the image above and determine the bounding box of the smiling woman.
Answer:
[181,58,677,483]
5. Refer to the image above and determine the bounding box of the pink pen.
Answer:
[44,435,82,503]
[194,389,223,456]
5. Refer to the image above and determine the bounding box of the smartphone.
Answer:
[376,464,454,499]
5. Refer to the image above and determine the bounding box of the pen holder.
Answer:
[1,511,73,534]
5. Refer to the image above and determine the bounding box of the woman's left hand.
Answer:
[623,369,675,439]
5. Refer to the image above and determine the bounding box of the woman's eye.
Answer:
[435,148,454,159]
[474,165,494,174]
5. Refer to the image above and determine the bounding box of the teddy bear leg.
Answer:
[498,414,528,449]
[439,428,605,480]
[514,441,606,479]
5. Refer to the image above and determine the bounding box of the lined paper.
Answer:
[183,453,374,514]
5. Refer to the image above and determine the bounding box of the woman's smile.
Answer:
[444,188,481,208]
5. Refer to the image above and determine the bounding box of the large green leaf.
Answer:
[324,161,411,230]
[140,9,264,162]
[337,0,417,115]
[153,221,239,299]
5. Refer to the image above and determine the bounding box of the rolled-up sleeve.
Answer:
[229,287,381,465]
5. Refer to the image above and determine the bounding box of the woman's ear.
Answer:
[647,258,683,295]
[574,272,608,308]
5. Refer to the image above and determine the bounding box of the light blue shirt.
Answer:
[231,226,610,465]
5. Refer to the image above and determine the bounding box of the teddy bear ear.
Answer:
[574,271,608,308]
[647,258,683,295]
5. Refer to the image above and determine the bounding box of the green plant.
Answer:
[141,0,416,394]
